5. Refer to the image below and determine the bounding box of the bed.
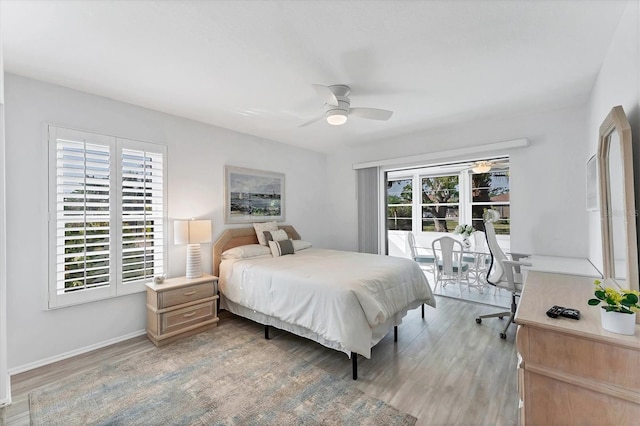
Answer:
[213,225,435,379]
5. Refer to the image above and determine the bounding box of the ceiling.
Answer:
[1,0,628,153]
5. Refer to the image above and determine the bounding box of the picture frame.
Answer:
[224,166,285,223]
[586,154,598,211]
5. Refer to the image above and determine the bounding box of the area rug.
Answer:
[29,324,416,425]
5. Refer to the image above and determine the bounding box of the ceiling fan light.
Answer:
[326,111,348,126]
[472,161,492,173]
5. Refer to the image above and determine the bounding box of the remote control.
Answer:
[546,305,565,318]
[559,308,580,320]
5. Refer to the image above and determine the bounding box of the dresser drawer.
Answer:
[158,282,214,308]
[526,327,640,391]
[161,301,215,334]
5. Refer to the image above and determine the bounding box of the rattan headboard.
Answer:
[212,225,301,276]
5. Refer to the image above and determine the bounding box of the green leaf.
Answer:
[625,293,638,304]
[587,299,602,306]
[618,307,634,314]
[594,290,606,300]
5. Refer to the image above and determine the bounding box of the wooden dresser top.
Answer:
[516,270,640,349]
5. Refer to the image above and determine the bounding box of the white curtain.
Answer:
[357,167,382,254]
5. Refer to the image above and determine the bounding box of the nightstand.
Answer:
[145,274,219,347]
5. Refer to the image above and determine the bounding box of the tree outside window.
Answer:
[387,178,412,231]
[471,171,510,234]
[421,176,459,232]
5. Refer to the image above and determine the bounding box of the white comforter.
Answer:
[219,248,435,357]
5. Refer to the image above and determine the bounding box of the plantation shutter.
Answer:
[120,140,165,289]
[50,128,116,306]
[48,127,167,308]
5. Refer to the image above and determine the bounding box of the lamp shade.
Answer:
[174,219,212,245]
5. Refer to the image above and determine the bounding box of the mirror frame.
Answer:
[597,105,638,292]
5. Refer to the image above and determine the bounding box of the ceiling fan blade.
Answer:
[312,84,339,107]
[298,115,325,127]
[350,107,393,121]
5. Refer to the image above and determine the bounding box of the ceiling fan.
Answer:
[299,84,394,127]
[436,158,509,173]
[468,159,509,173]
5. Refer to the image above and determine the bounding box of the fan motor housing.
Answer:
[324,98,350,125]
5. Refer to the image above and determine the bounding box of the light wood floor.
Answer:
[6,296,518,425]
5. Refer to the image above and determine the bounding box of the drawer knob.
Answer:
[183,290,197,296]
[183,311,197,318]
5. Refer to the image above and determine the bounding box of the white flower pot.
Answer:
[462,237,471,249]
[600,309,637,335]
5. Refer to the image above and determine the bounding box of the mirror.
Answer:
[597,105,638,292]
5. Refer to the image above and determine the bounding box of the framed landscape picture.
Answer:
[224,166,285,223]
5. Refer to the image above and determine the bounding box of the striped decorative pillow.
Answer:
[268,239,295,257]
[263,229,289,244]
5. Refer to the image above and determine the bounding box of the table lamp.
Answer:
[174,219,212,279]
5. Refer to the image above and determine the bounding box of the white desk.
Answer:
[521,255,601,278]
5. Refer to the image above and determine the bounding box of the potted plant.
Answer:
[588,279,639,335]
[453,224,474,248]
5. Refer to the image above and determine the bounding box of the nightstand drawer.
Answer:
[159,282,214,308]
[161,301,215,334]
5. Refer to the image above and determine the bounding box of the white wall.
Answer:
[325,104,590,259]
[4,74,329,372]
[0,1,11,406]
[587,0,640,273]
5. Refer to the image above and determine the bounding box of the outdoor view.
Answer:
[387,178,413,231]
[387,169,510,235]
[471,171,510,234]
[57,142,164,293]
[422,175,460,232]
[57,141,112,293]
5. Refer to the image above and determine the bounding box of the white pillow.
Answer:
[292,240,312,251]
[221,244,272,260]
[253,221,278,246]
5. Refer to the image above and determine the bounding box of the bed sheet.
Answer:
[219,248,434,357]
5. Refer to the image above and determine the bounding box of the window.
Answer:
[48,126,167,308]
[470,170,510,234]
[421,175,459,232]
[386,161,510,237]
[387,178,412,231]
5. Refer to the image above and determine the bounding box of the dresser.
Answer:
[515,271,640,425]
[146,274,219,347]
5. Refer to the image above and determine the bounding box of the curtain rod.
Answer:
[352,138,529,170]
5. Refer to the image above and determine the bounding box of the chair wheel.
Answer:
[498,316,504,320]
[500,333,507,339]
[475,318,482,324]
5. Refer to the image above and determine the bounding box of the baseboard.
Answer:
[0,372,11,407]
[8,329,147,375]
[0,375,10,407]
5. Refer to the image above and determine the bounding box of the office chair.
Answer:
[475,220,531,339]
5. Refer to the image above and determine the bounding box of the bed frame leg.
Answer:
[264,325,269,340]
[394,326,398,342]
[421,304,425,318]
[351,352,358,380]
